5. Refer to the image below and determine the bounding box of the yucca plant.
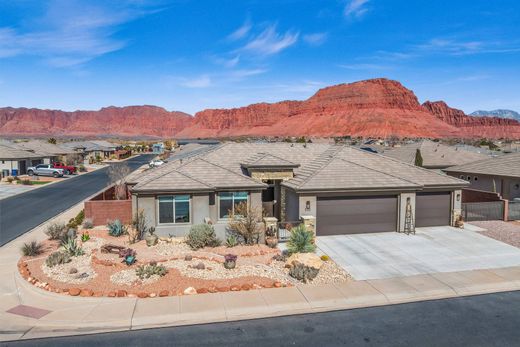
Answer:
[61,237,85,257]
[287,224,316,254]
[21,241,44,256]
[107,219,128,237]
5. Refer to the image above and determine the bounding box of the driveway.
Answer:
[317,226,520,280]
[0,184,36,200]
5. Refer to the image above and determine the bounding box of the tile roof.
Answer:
[14,140,76,156]
[444,153,520,178]
[240,152,299,169]
[131,142,468,194]
[382,140,488,168]
[0,145,47,160]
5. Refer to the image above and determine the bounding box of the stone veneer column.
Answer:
[300,215,316,240]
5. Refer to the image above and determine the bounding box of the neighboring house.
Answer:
[382,140,489,170]
[0,144,52,176]
[14,140,78,163]
[152,143,165,154]
[445,153,520,201]
[61,140,118,162]
[128,143,467,239]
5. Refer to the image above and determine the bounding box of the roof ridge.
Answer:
[196,157,267,185]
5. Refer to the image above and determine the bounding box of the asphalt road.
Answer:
[2,291,519,347]
[0,155,154,246]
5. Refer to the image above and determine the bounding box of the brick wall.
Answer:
[84,200,132,226]
[462,188,502,203]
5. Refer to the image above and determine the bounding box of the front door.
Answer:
[18,160,27,175]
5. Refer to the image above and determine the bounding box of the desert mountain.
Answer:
[1,78,519,139]
[470,109,520,121]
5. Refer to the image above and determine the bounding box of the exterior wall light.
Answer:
[456,194,461,202]
[305,201,311,211]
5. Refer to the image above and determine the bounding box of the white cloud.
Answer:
[303,32,328,46]
[0,1,158,67]
[229,69,267,79]
[239,24,299,56]
[180,75,212,88]
[344,0,369,18]
[227,20,252,41]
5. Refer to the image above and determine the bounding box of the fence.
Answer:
[508,201,520,221]
[462,201,504,222]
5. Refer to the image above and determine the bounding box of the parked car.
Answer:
[27,164,64,178]
[149,159,165,168]
[52,162,77,175]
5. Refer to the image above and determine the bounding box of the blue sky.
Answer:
[0,0,519,115]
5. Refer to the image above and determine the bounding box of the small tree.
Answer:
[48,138,57,144]
[107,162,131,200]
[414,149,423,167]
[130,209,148,243]
[227,202,262,245]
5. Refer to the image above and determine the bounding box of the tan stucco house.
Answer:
[128,143,468,239]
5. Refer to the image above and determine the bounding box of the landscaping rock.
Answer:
[230,285,240,291]
[116,289,127,297]
[184,255,193,261]
[68,267,78,274]
[208,286,218,293]
[138,292,148,298]
[217,286,230,292]
[285,253,323,270]
[241,284,251,291]
[108,291,116,297]
[197,288,209,294]
[149,293,157,298]
[193,262,205,270]
[184,287,197,295]
[80,289,93,297]
[273,281,282,288]
[69,288,81,296]
[159,290,169,297]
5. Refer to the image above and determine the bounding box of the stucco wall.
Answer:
[299,195,316,219]
[447,172,502,196]
[285,188,300,221]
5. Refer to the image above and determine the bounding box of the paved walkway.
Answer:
[1,206,519,342]
[317,226,520,280]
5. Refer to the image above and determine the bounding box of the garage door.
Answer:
[415,192,451,227]
[316,195,398,235]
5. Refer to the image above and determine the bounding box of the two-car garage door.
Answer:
[316,195,398,235]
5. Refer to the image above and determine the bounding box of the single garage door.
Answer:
[415,192,451,227]
[316,195,398,235]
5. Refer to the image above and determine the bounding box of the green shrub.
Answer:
[66,218,78,230]
[45,222,68,240]
[21,241,44,256]
[79,164,87,172]
[20,178,32,185]
[74,210,85,226]
[81,232,90,242]
[136,262,168,279]
[186,224,221,250]
[289,263,319,283]
[107,219,128,237]
[45,251,71,267]
[83,218,94,229]
[287,224,316,254]
[61,237,84,257]
[226,234,238,248]
[6,176,14,183]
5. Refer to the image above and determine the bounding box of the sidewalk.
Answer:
[1,204,520,342]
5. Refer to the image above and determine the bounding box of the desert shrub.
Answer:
[225,234,238,248]
[21,241,43,256]
[186,224,221,250]
[62,237,84,257]
[45,251,71,267]
[6,176,14,183]
[66,217,78,230]
[131,209,149,243]
[320,255,330,261]
[81,231,90,242]
[20,178,32,185]
[74,210,85,226]
[136,262,168,279]
[107,219,128,237]
[45,222,68,240]
[289,263,319,283]
[83,218,94,229]
[79,164,87,172]
[287,224,316,254]
[227,202,262,245]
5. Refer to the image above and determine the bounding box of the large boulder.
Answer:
[285,253,323,270]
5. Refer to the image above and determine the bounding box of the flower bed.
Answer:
[18,226,350,298]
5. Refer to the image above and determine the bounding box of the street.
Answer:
[2,291,519,347]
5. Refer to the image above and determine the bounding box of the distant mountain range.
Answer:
[470,109,520,121]
[1,78,520,139]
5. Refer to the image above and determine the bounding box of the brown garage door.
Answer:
[415,192,451,227]
[316,195,398,235]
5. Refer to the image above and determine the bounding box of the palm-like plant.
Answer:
[287,224,316,254]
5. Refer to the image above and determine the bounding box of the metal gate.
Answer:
[508,201,520,220]
[462,201,504,221]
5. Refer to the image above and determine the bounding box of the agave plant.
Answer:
[287,224,316,254]
[107,219,128,237]
[61,237,85,257]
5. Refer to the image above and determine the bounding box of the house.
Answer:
[445,153,520,201]
[13,140,78,164]
[61,140,118,162]
[0,144,52,176]
[128,143,468,239]
[382,140,489,170]
[152,143,165,154]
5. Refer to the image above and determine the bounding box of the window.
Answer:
[474,177,478,181]
[158,195,190,224]
[219,192,248,218]
[467,176,471,181]
[460,175,464,179]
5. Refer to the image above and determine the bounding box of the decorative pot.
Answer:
[266,236,278,248]
[144,232,158,247]
[224,260,236,269]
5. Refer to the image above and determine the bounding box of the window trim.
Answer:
[217,191,249,220]
[156,195,192,225]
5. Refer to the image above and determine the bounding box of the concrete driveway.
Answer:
[317,226,520,280]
